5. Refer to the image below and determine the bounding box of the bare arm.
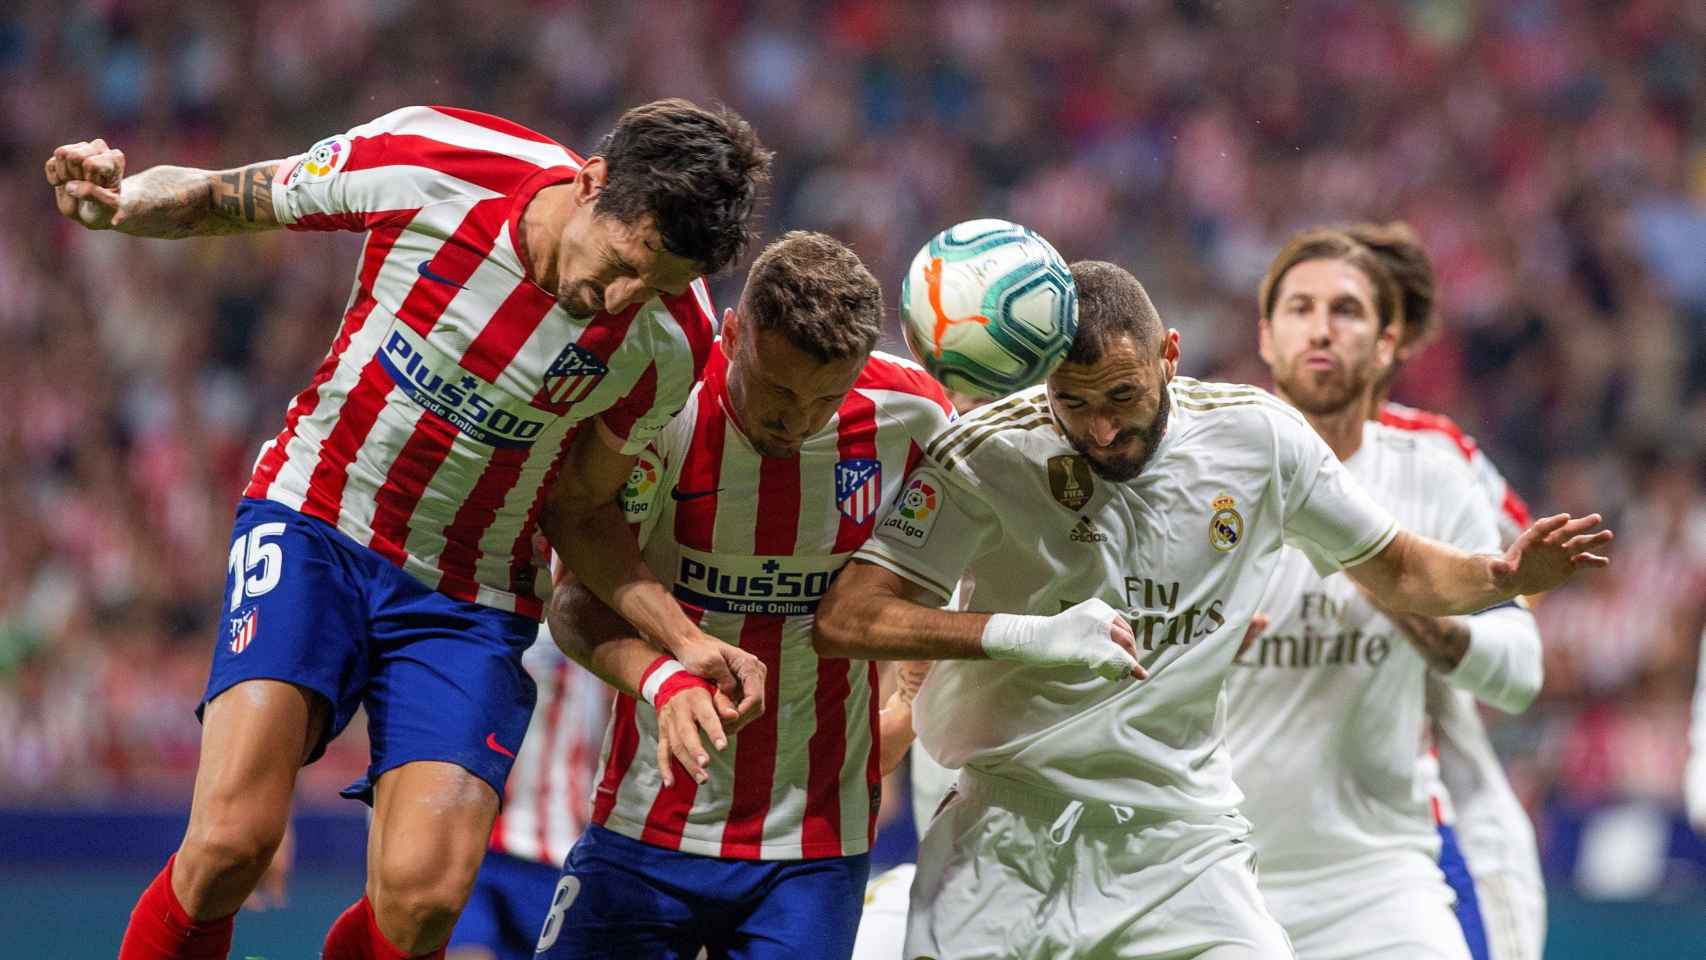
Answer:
[539,423,765,710]
[876,660,930,776]
[1376,601,1543,713]
[814,560,992,661]
[814,559,1142,679]
[46,138,283,237]
[1381,608,1474,672]
[1344,514,1612,617]
[547,572,758,787]
[540,425,704,653]
[547,571,672,699]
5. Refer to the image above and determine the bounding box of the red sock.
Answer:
[118,854,236,960]
[321,896,446,960]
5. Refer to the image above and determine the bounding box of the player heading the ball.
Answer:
[50,101,771,960]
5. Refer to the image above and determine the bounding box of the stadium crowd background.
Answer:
[3,0,1705,919]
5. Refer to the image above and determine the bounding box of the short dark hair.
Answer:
[741,231,883,363]
[1343,221,1435,349]
[1064,260,1164,366]
[594,98,772,275]
[1259,229,1402,331]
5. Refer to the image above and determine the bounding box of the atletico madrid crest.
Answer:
[539,343,608,406]
[835,459,883,524]
[228,607,259,655]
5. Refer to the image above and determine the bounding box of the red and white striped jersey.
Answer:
[489,625,612,867]
[591,344,952,860]
[1377,402,1531,545]
[244,106,716,618]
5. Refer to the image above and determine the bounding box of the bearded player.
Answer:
[1345,221,1549,960]
[48,101,769,960]
[816,260,1611,959]
[1223,229,1544,959]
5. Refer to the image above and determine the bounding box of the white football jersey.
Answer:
[855,378,1398,811]
[1224,422,1537,915]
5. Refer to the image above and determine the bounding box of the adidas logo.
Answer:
[1069,516,1109,543]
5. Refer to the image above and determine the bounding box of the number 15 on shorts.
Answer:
[228,522,286,611]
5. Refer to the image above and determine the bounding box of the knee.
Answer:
[179,812,285,880]
[370,849,480,942]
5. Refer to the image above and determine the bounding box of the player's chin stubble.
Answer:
[1074,389,1171,483]
[560,281,603,319]
[1284,364,1367,417]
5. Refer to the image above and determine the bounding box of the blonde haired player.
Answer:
[817,260,1611,959]
[1224,229,1544,959]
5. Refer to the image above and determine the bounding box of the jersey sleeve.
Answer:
[853,461,1000,604]
[617,443,669,549]
[271,106,507,232]
[1277,417,1400,576]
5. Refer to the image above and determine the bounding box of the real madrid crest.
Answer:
[1209,493,1244,552]
[1047,455,1095,510]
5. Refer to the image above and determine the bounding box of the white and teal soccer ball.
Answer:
[899,218,1078,400]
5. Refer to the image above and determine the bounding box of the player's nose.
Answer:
[1303,305,1334,343]
[776,405,811,437]
[1090,413,1120,446]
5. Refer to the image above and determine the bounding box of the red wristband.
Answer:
[638,655,714,709]
[654,671,716,711]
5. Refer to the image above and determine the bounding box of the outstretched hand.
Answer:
[46,139,127,229]
[1491,513,1613,596]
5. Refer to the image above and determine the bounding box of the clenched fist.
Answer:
[45,138,127,229]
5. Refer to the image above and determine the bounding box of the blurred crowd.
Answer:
[2,0,1704,847]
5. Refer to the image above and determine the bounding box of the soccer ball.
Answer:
[899,219,1078,400]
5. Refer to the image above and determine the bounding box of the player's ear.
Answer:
[720,307,740,352]
[1256,314,1275,367]
[1162,328,1181,379]
[1375,317,1399,371]
[574,156,609,205]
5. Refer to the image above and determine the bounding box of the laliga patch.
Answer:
[880,473,942,547]
[288,135,351,184]
[620,449,662,524]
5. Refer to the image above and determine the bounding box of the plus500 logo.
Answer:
[673,549,846,616]
[377,329,548,449]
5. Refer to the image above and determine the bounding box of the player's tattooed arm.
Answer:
[116,161,283,237]
[1381,610,1471,672]
[45,137,283,237]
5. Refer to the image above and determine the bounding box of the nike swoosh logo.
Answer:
[417,260,466,289]
[670,486,722,502]
[484,732,516,759]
